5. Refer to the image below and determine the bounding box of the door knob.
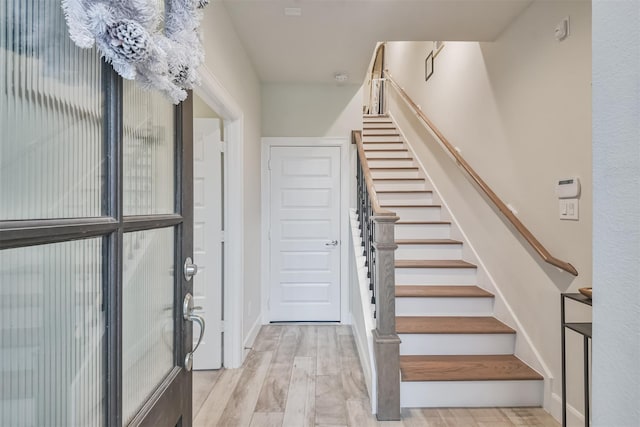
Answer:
[324,240,339,247]
[183,257,198,281]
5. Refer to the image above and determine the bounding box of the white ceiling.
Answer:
[220,0,533,84]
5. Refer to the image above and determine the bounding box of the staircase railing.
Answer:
[352,130,401,420]
[384,73,578,277]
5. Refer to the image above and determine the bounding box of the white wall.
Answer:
[261,83,363,138]
[199,3,263,354]
[193,94,219,119]
[592,1,640,425]
[384,0,591,421]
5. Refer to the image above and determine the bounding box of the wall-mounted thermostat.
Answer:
[556,177,580,199]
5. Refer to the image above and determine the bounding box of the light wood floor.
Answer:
[193,325,559,427]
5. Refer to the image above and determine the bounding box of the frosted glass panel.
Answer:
[123,81,175,215]
[122,228,175,424]
[0,239,104,427]
[0,1,103,220]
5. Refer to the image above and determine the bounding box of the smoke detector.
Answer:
[334,73,349,83]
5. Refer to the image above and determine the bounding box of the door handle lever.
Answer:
[183,293,206,371]
[187,313,206,354]
[324,240,339,247]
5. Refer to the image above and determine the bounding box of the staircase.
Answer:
[362,115,543,409]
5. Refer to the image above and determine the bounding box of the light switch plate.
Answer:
[559,199,579,220]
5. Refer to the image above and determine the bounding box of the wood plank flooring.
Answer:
[193,325,558,427]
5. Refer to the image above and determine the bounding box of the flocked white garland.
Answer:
[62,0,209,104]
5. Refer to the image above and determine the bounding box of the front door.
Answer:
[268,146,342,322]
[0,3,194,426]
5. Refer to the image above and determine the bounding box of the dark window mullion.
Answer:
[103,61,123,427]
[0,217,119,249]
[122,214,184,233]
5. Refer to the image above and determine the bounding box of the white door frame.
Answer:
[261,137,351,325]
[195,67,245,368]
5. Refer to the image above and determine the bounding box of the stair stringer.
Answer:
[387,111,554,404]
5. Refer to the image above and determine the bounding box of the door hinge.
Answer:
[219,141,226,152]
[220,320,225,332]
[220,230,225,242]
[267,159,272,171]
[268,230,271,240]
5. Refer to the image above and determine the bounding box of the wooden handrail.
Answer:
[352,130,396,217]
[385,74,578,276]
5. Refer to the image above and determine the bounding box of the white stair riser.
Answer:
[391,206,441,222]
[362,135,403,143]
[378,192,433,205]
[374,181,428,191]
[366,150,411,159]
[396,297,494,317]
[363,143,405,150]
[395,244,462,260]
[363,128,398,134]
[395,267,477,285]
[370,169,422,179]
[363,116,392,122]
[395,224,450,239]
[367,159,415,168]
[400,380,543,408]
[399,333,515,355]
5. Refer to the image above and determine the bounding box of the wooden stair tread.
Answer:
[373,178,425,181]
[367,157,413,161]
[369,166,419,170]
[396,316,514,334]
[363,133,400,137]
[362,140,404,144]
[400,355,542,382]
[396,239,461,245]
[396,259,476,269]
[396,285,493,298]
[396,220,450,225]
[364,148,408,152]
[380,203,441,208]
[377,190,432,194]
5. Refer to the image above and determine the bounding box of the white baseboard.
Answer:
[243,315,262,358]
[549,392,586,426]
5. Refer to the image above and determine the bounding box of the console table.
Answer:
[561,293,592,427]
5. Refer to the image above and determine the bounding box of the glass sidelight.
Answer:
[0,239,104,427]
[123,81,176,216]
[122,228,176,425]
[0,0,104,220]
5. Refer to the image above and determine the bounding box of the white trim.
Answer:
[550,392,586,426]
[261,137,351,324]
[195,66,245,369]
[243,314,262,358]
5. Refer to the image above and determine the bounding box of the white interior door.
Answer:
[269,146,342,322]
[193,118,223,369]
